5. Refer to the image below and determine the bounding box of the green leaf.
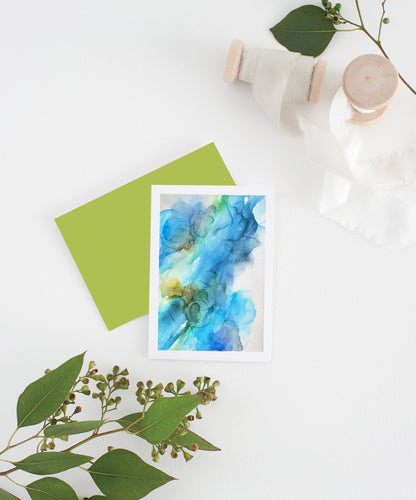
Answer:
[26,477,78,500]
[44,420,104,438]
[171,429,220,451]
[270,5,336,57]
[16,353,85,428]
[117,394,202,444]
[0,489,17,500]
[88,497,109,500]
[13,451,92,475]
[88,449,173,500]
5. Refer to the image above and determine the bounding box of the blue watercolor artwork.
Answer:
[149,186,272,360]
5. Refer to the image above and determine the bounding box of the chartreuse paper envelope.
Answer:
[55,143,235,330]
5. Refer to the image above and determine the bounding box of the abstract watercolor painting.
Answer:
[149,186,273,361]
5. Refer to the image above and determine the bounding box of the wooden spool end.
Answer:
[342,53,399,125]
[224,39,244,83]
[309,59,327,104]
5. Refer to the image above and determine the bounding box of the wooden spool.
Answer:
[342,54,399,125]
[224,39,327,104]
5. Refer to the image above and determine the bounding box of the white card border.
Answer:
[148,185,274,362]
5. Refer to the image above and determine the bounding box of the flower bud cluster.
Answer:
[148,376,219,464]
[89,364,129,416]
[194,376,220,405]
[321,0,345,25]
[136,380,164,407]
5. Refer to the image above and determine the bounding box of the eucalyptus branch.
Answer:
[0,353,220,498]
[63,412,147,453]
[63,427,124,453]
[323,0,416,96]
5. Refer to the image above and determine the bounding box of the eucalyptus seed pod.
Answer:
[96,382,107,392]
[176,379,185,391]
[165,382,175,393]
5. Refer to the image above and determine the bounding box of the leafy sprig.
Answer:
[0,353,220,499]
[270,0,415,96]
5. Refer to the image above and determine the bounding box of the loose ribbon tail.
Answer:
[299,89,416,248]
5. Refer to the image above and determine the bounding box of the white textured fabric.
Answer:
[239,48,314,134]
[238,47,416,248]
[300,88,416,248]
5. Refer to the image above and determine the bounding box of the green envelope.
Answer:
[55,143,235,330]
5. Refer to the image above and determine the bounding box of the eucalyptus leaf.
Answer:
[13,451,92,475]
[88,449,173,500]
[26,477,78,500]
[270,5,336,57]
[117,394,202,444]
[44,420,104,438]
[0,489,17,500]
[171,429,220,451]
[16,353,85,428]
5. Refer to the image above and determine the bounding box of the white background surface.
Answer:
[1,1,416,499]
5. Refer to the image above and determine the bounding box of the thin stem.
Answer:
[360,28,416,95]
[340,17,361,28]
[1,422,48,457]
[377,0,387,42]
[398,73,416,95]
[2,477,22,500]
[36,439,43,453]
[63,412,145,452]
[354,0,364,27]
[5,434,43,453]
[338,9,416,97]
[0,466,18,476]
[4,472,25,489]
[1,428,19,455]
[64,427,124,452]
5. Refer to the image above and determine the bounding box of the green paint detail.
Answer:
[16,353,84,428]
[55,143,235,330]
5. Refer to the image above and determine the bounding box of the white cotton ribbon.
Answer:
[239,47,416,248]
[300,88,416,248]
[239,48,314,134]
